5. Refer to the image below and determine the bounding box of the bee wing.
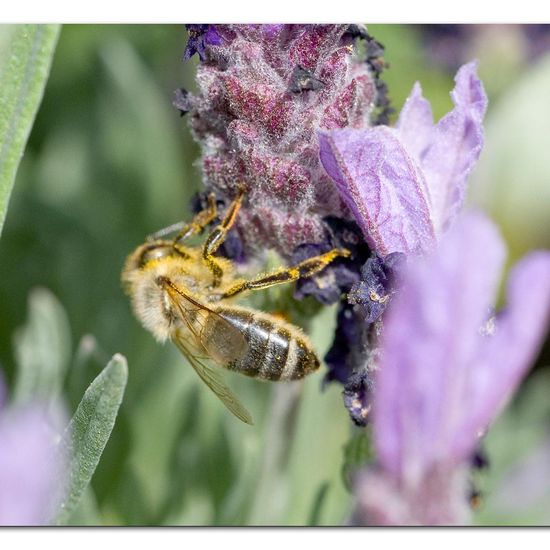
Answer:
[173,334,254,425]
[163,279,248,363]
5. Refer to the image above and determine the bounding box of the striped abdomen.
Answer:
[215,306,320,381]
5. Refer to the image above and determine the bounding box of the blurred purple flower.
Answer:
[420,25,550,72]
[355,212,550,525]
[319,61,487,257]
[0,377,66,526]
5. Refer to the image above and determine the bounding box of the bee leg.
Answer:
[173,193,218,244]
[221,248,350,298]
[203,187,245,287]
[146,193,218,242]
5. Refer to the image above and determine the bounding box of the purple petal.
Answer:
[420,62,487,233]
[373,212,505,483]
[451,61,487,120]
[396,82,434,160]
[319,63,487,257]
[318,127,436,256]
[0,405,65,525]
[453,250,550,460]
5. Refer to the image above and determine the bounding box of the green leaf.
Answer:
[98,38,190,225]
[64,487,102,526]
[341,429,374,491]
[307,482,330,526]
[0,24,60,236]
[56,353,128,525]
[281,304,353,525]
[13,287,71,404]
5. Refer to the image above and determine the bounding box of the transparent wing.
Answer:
[173,332,254,425]
[162,278,247,363]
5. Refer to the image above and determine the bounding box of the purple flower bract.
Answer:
[319,62,487,257]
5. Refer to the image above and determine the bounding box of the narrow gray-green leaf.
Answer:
[64,487,102,526]
[341,429,374,491]
[307,482,330,526]
[0,24,60,236]
[56,353,128,525]
[13,287,71,404]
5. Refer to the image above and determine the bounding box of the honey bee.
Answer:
[122,188,349,424]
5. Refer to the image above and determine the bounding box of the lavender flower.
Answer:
[355,212,550,525]
[319,61,487,257]
[319,62,489,425]
[0,376,66,525]
[180,24,382,258]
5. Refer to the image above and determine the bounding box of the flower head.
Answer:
[355,212,550,525]
[0,376,66,526]
[180,24,384,258]
[319,62,487,257]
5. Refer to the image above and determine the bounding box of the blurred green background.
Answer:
[1,24,550,525]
